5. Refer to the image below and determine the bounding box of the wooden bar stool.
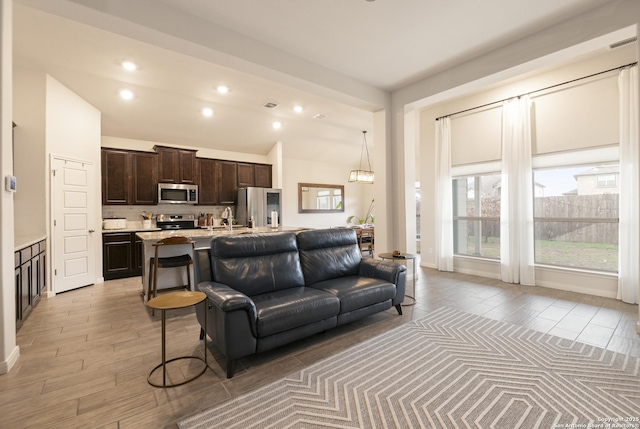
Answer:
[147,236,195,314]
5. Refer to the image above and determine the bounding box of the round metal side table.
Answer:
[378,252,417,307]
[147,291,209,388]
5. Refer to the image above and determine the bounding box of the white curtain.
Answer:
[435,117,454,271]
[617,65,639,304]
[500,96,535,285]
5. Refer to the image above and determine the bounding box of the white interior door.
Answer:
[52,158,96,293]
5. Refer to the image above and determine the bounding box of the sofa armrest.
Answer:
[198,281,256,315]
[196,281,258,363]
[197,281,258,334]
[358,259,407,306]
[358,258,406,282]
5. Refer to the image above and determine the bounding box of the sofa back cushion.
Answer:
[210,232,305,296]
[296,228,361,285]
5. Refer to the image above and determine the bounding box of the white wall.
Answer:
[0,0,17,375]
[13,68,46,239]
[45,75,102,291]
[283,156,373,229]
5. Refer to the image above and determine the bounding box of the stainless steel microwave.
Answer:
[157,183,198,204]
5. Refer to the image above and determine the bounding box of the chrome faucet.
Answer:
[222,207,233,231]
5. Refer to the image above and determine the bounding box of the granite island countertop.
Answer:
[135,225,308,243]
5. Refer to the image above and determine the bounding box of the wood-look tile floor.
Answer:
[1,268,638,428]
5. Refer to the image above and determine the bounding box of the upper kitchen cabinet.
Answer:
[102,148,130,205]
[254,164,273,188]
[217,160,238,205]
[154,145,197,184]
[102,148,158,205]
[237,162,255,188]
[197,158,238,205]
[238,162,272,188]
[196,158,217,205]
[131,151,158,205]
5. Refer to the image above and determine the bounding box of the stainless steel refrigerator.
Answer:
[236,187,282,227]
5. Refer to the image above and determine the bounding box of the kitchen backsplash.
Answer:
[102,205,231,223]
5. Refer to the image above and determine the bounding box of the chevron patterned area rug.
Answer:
[178,307,640,429]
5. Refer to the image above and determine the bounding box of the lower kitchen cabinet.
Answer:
[103,232,142,280]
[15,239,46,329]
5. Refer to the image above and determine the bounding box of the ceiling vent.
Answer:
[263,102,279,109]
[312,114,327,120]
[609,36,637,50]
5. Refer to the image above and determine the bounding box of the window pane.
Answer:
[533,164,619,272]
[453,219,500,259]
[534,221,618,272]
[453,174,501,217]
[452,173,501,259]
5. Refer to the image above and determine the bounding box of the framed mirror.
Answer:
[298,183,344,213]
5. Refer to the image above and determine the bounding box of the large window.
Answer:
[452,173,501,259]
[533,164,619,272]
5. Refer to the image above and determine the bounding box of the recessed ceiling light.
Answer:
[119,89,134,100]
[272,121,282,130]
[122,61,137,71]
[312,114,327,120]
[202,107,214,117]
[263,102,279,109]
[217,85,229,94]
[293,105,304,113]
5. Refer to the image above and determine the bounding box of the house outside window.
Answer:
[596,173,617,188]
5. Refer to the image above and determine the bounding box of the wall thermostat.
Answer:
[5,175,16,192]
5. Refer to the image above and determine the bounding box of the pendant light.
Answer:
[348,131,374,184]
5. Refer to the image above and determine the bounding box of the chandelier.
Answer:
[348,131,374,184]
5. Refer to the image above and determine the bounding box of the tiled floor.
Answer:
[0,266,638,428]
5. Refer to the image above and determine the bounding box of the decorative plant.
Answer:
[347,198,374,225]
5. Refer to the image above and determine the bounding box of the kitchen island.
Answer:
[136,226,306,297]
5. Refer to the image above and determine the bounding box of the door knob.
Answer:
[88,229,95,233]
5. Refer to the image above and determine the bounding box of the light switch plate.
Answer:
[5,175,16,192]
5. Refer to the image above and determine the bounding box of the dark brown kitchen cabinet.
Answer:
[101,149,130,204]
[254,164,273,188]
[238,162,272,188]
[102,148,158,205]
[131,151,158,205]
[103,232,142,280]
[217,161,238,205]
[196,158,238,205]
[196,158,217,205]
[15,239,45,330]
[237,163,255,188]
[154,145,197,184]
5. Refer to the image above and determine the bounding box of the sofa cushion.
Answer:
[297,228,361,285]
[210,232,305,296]
[310,276,396,313]
[252,287,340,337]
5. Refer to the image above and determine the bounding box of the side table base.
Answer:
[148,356,208,388]
[402,295,416,307]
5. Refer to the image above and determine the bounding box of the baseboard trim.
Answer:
[0,345,20,375]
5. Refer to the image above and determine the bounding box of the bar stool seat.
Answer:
[147,236,195,312]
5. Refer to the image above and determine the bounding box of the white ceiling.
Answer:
[12,0,616,164]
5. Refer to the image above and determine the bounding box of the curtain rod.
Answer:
[435,61,637,121]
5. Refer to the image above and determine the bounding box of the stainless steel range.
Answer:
[155,214,197,230]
